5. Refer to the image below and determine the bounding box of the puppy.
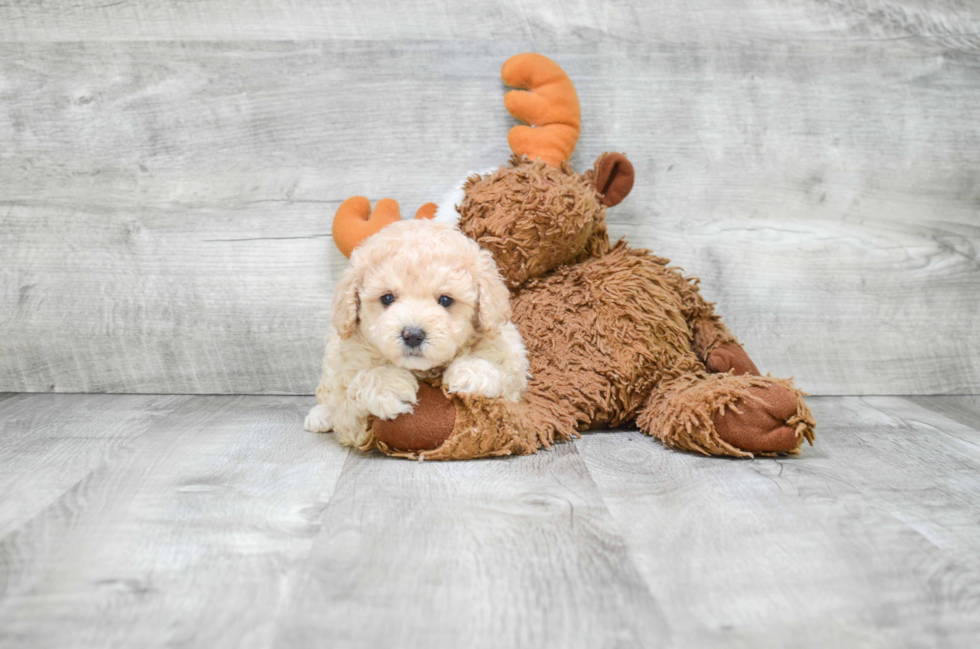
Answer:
[304,219,528,448]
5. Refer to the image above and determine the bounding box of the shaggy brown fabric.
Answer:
[639,373,815,458]
[382,391,575,461]
[513,242,708,429]
[458,156,607,289]
[373,155,816,460]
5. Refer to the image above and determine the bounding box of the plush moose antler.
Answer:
[332,197,437,258]
[501,53,581,167]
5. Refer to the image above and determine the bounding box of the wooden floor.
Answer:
[1,394,979,648]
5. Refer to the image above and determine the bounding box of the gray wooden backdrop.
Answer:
[1,1,978,396]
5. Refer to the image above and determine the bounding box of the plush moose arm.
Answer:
[659,266,760,376]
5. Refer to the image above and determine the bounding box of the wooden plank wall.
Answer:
[1,1,978,395]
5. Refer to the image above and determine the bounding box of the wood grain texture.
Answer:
[3,394,980,646]
[277,444,669,649]
[2,0,979,45]
[0,393,187,539]
[908,395,980,430]
[0,395,349,648]
[1,2,979,395]
[578,396,980,647]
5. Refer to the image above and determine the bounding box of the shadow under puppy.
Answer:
[305,219,528,450]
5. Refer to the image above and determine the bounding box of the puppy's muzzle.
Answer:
[401,327,426,349]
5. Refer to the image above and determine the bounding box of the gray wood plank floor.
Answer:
[2,394,979,648]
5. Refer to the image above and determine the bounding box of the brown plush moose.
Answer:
[332,53,816,460]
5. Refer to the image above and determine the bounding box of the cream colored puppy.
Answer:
[305,219,528,449]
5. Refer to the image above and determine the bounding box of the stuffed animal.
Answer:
[331,53,816,460]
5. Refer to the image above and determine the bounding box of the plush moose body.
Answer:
[332,53,815,460]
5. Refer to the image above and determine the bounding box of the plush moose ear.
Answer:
[592,153,635,207]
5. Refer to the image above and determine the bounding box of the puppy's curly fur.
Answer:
[305,219,528,449]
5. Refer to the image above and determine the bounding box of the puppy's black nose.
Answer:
[401,327,426,349]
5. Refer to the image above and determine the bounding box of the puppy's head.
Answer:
[332,219,511,371]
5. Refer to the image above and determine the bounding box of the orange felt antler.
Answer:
[332,197,400,258]
[501,53,581,167]
[332,197,439,258]
[414,202,437,220]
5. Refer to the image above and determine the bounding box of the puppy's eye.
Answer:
[437,295,454,308]
[380,293,395,307]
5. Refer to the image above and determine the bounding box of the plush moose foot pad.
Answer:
[373,383,456,452]
[713,384,803,454]
[706,343,761,376]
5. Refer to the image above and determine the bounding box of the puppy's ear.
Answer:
[474,249,512,338]
[331,257,360,340]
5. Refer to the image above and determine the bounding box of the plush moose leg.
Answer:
[637,371,815,458]
[373,371,814,460]
[373,384,577,461]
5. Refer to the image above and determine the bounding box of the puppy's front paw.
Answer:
[348,366,419,420]
[304,404,333,433]
[444,357,502,398]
